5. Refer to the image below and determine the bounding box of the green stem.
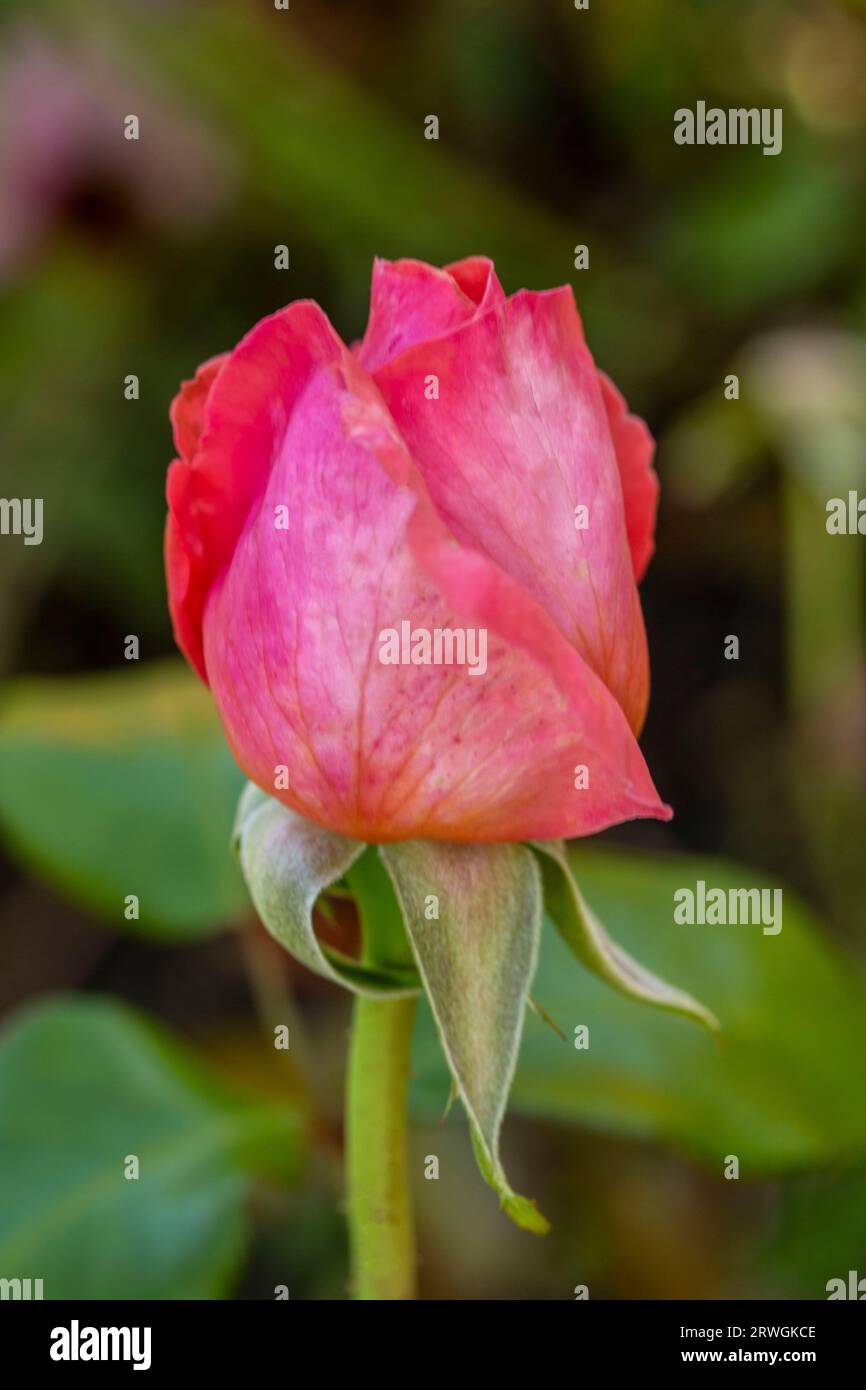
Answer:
[346,993,417,1300]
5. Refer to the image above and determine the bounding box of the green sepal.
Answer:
[380,839,549,1235]
[531,839,718,1032]
[233,784,419,996]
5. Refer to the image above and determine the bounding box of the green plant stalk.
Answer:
[346,993,417,1300]
[344,848,418,1300]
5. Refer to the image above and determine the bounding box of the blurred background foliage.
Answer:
[0,0,865,1299]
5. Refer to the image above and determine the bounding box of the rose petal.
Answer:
[341,355,670,838]
[598,370,658,583]
[169,353,227,463]
[165,302,344,680]
[199,328,669,841]
[444,254,505,310]
[371,286,650,732]
[357,256,502,372]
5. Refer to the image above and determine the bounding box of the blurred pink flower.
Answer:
[0,30,229,273]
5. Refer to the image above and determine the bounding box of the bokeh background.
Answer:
[1,0,866,1300]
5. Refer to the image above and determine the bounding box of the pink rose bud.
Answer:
[165,256,670,842]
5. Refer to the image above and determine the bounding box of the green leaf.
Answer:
[0,996,305,1299]
[381,840,549,1234]
[532,840,717,1031]
[234,785,418,996]
[412,846,866,1174]
[0,661,246,939]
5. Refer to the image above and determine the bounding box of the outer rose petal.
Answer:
[357,256,503,372]
[165,303,344,680]
[338,359,670,839]
[597,370,659,583]
[169,353,227,463]
[371,285,649,733]
[194,315,668,841]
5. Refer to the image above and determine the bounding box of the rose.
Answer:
[165,255,670,843]
[166,257,703,1272]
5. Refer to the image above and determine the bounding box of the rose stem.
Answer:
[344,849,418,1300]
[346,992,418,1300]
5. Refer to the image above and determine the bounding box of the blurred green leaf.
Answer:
[412,846,866,1173]
[659,155,858,317]
[0,661,246,938]
[760,1167,866,1297]
[0,252,157,664]
[0,996,305,1299]
[48,0,678,384]
[116,1,577,288]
